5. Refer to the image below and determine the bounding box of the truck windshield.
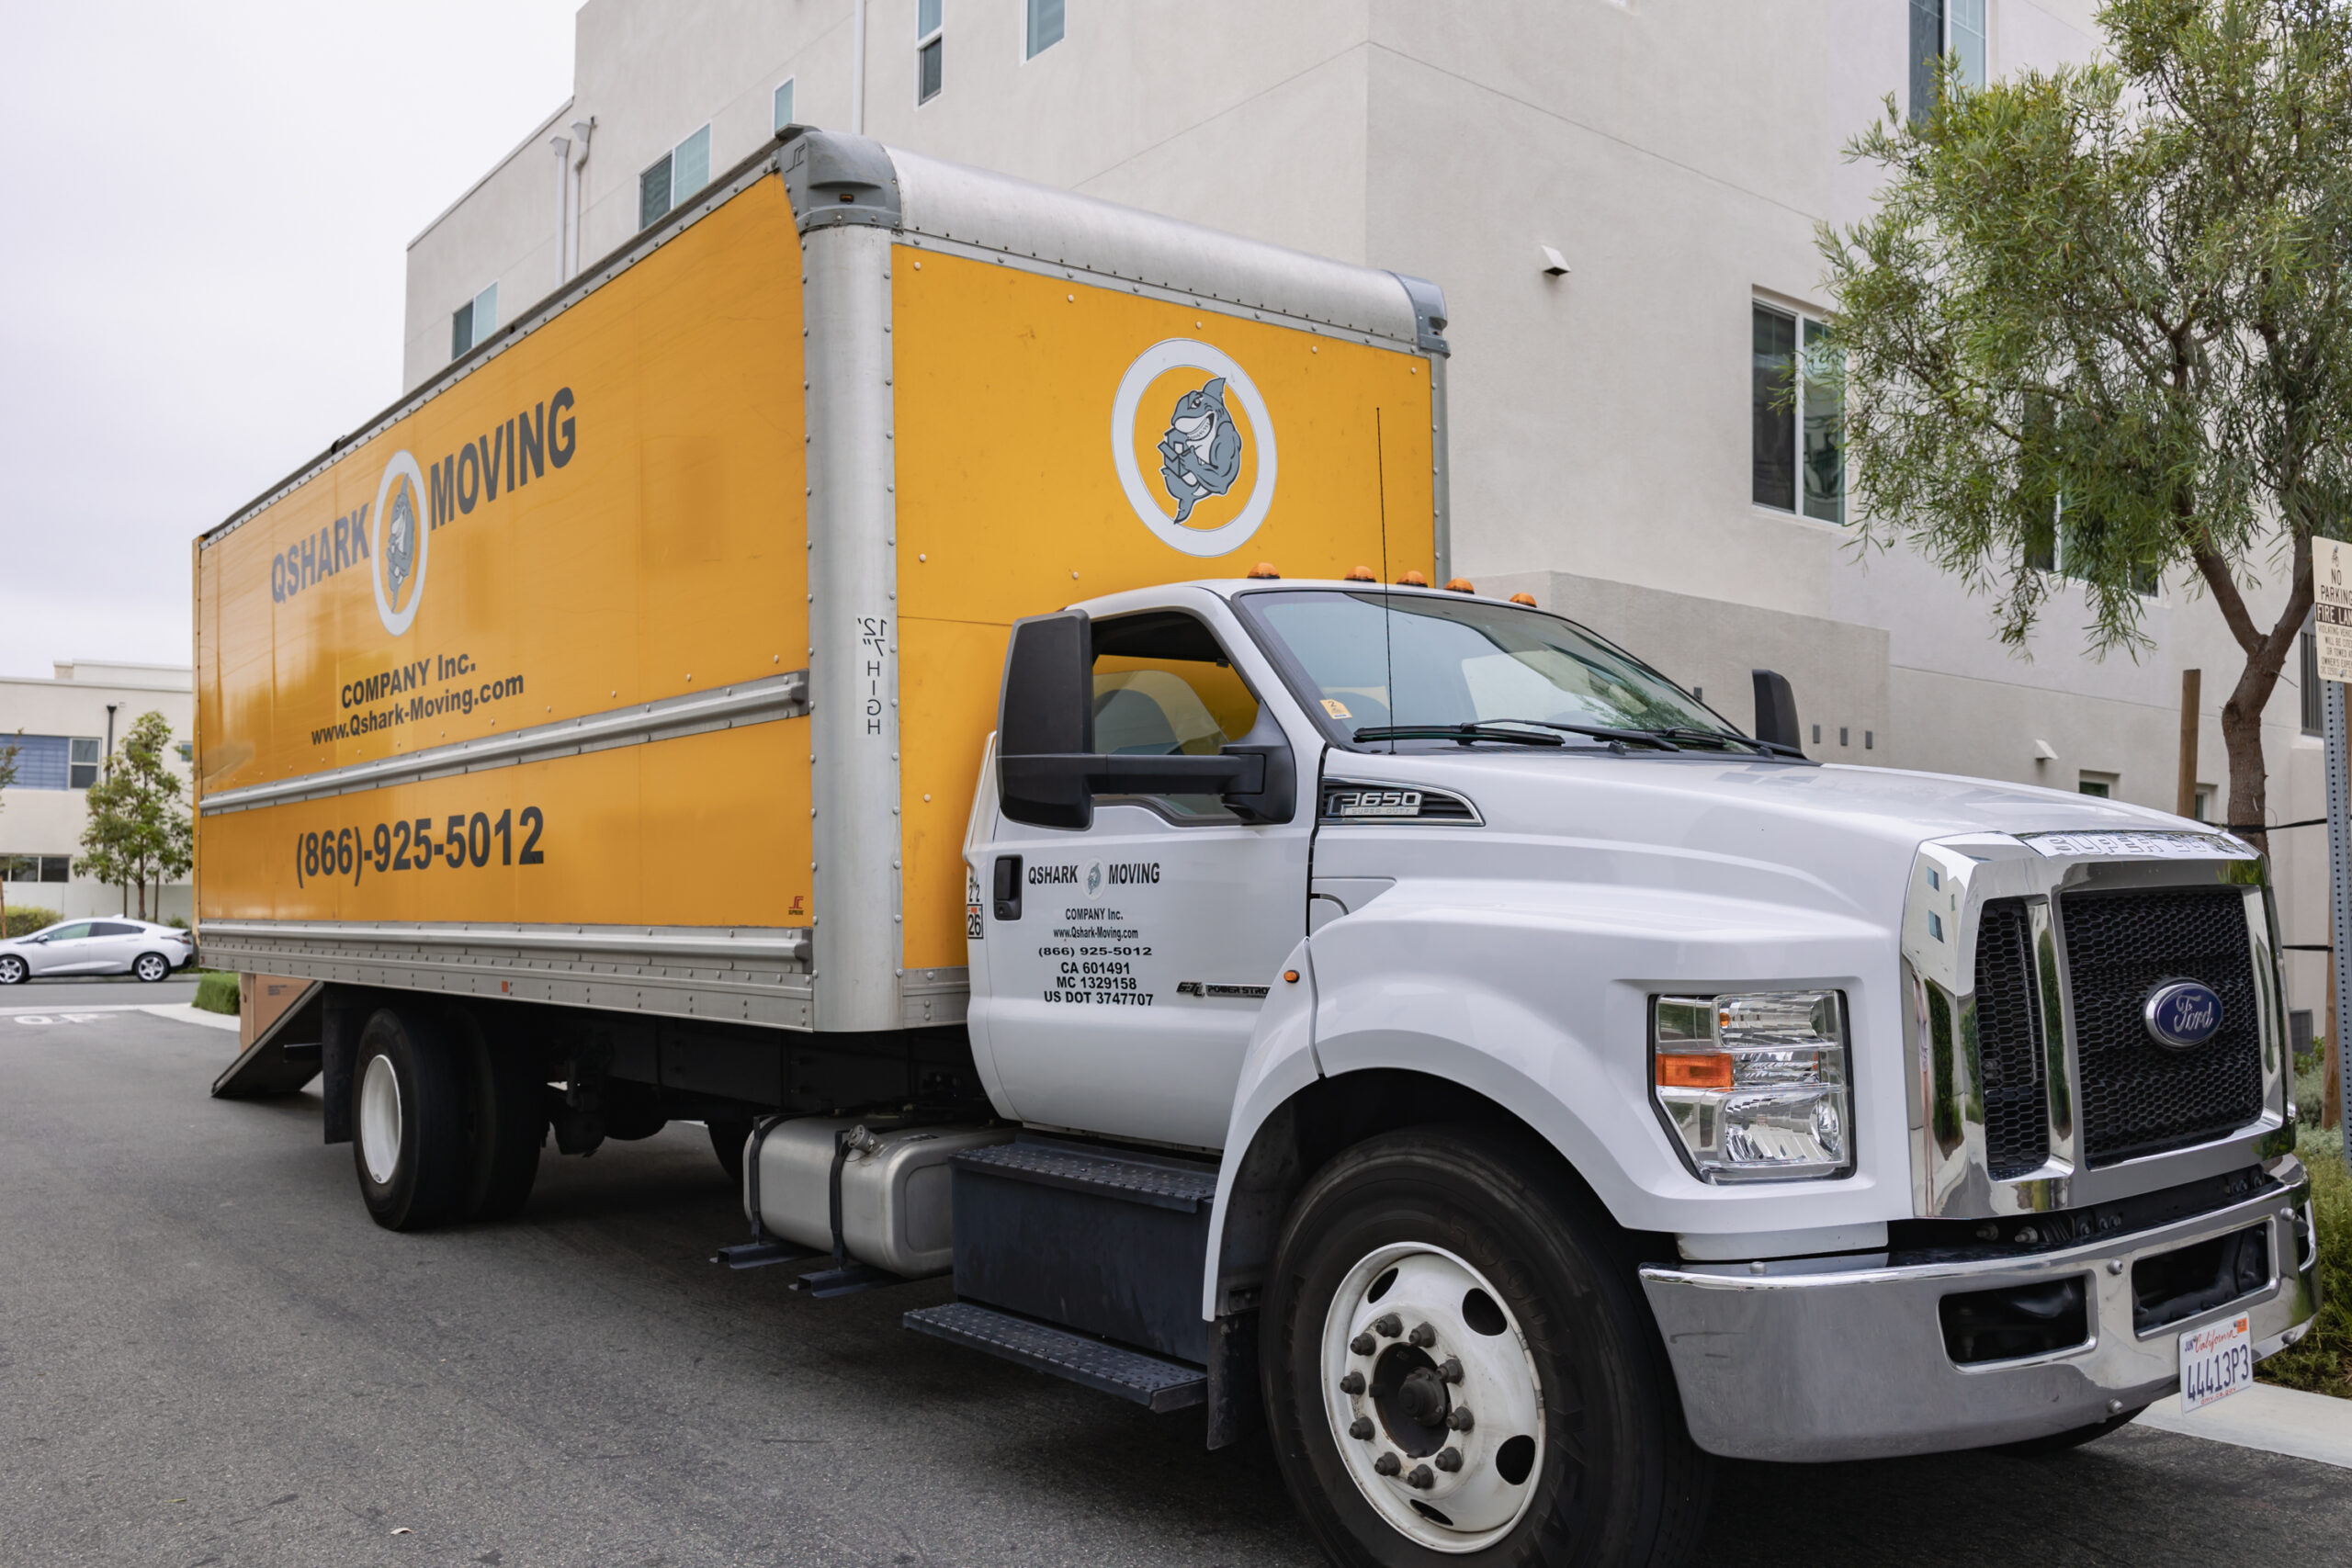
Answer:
[1238,588,1743,751]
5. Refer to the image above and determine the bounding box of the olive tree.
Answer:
[1819,0,2352,844]
[75,711,193,921]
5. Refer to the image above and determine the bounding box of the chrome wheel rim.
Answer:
[0,957,22,983]
[1320,1242,1544,1552]
[359,1052,403,1186]
[135,954,166,981]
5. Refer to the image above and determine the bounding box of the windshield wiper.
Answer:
[1479,718,1684,751]
[1647,727,1805,758]
[1352,724,1565,748]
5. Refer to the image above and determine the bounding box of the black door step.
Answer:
[950,1139,1218,1212]
[904,1301,1206,1413]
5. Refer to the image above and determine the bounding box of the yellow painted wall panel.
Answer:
[890,249,1435,968]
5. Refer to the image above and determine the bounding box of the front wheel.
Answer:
[1263,1126,1712,1567]
[0,954,26,985]
[132,953,172,982]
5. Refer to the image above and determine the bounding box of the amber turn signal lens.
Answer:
[1283,969,1301,983]
[1655,1053,1735,1091]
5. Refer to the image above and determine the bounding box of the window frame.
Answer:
[449,282,496,361]
[1751,299,1844,525]
[1086,607,1266,829]
[1023,0,1064,60]
[917,0,944,104]
[1910,0,1988,124]
[68,737,100,790]
[638,124,712,232]
[774,77,797,132]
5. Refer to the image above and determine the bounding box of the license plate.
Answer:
[2178,1313,2254,1412]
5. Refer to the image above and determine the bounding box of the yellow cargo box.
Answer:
[195,130,1445,1035]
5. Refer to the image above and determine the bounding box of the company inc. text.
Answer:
[311,650,526,744]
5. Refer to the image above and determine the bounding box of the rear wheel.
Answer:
[1263,1126,1712,1567]
[447,1008,543,1222]
[132,953,171,982]
[352,1007,469,1231]
[707,1117,754,1187]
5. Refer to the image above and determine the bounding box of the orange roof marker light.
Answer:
[1396,570,1429,587]
[1510,592,1539,607]
[1344,566,1378,582]
[1248,561,1282,579]
[1445,577,1476,594]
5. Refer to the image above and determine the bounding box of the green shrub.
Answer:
[2258,1127,2350,1399]
[2,906,61,938]
[192,971,240,1016]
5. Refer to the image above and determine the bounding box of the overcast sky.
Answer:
[0,0,582,679]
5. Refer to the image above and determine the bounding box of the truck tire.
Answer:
[707,1117,753,1187]
[448,1009,543,1223]
[1262,1126,1712,1567]
[352,1006,469,1231]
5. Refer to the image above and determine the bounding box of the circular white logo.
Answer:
[1110,339,1278,558]
[370,450,430,637]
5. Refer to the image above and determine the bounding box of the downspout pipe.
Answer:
[568,118,596,281]
[549,134,571,282]
[852,0,867,134]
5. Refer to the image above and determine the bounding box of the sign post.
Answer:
[2314,537,2352,1165]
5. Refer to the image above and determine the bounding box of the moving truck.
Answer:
[198,130,2321,1566]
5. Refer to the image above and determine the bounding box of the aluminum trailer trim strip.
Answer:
[199,671,808,816]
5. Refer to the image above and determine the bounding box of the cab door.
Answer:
[973,600,1312,1150]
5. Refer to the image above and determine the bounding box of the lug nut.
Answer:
[1373,1314,1402,1337]
[1374,1452,1402,1477]
[1437,1357,1463,1383]
[1408,1322,1436,1348]
[1445,1406,1475,1431]
[1340,1371,1365,1395]
[1351,1333,1378,1355]
[1406,1464,1435,1490]
[1350,1417,1374,1440]
[1435,1447,1463,1472]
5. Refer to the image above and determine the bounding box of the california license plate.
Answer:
[2178,1313,2254,1412]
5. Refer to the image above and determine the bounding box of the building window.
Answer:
[918,0,944,103]
[2303,625,2324,736]
[1910,0,1987,123]
[1752,303,1843,523]
[2193,785,2213,822]
[1025,0,1063,58]
[2077,772,2115,798]
[774,77,797,132]
[0,854,73,884]
[639,125,712,231]
[5,735,102,791]
[175,741,194,763]
[450,282,497,360]
[69,738,99,789]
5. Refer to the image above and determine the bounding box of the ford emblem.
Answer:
[2143,980,2223,1051]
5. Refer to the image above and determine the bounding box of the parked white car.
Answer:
[0,919,195,984]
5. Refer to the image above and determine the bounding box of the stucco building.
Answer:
[395,0,2331,1026]
[0,660,196,924]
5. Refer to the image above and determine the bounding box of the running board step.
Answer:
[904,1302,1206,1413]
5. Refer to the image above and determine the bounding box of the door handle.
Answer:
[992,854,1023,921]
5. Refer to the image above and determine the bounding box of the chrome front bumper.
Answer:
[1638,1168,2321,1461]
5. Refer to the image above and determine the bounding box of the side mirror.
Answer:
[1751,669,1804,757]
[998,611,1095,829]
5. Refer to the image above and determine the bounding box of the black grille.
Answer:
[1973,899,2050,1179]
[2061,887,2265,1168]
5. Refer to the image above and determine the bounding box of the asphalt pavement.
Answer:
[3,1009,2346,1568]
[0,974,200,1010]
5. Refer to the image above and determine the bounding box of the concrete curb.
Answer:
[139,1003,242,1033]
[2137,1382,2352,1470]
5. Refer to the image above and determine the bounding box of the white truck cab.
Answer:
[945,575,2318,1562]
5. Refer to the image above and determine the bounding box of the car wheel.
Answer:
[0,955,26,986]
[446,1008,544,1223]
[708,1117,754,1187]
[1263,1125,1713,1567]
[132,953,171,983]
[352,1006,469,1231]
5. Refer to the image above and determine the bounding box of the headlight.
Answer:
[1650,991,1851,1182]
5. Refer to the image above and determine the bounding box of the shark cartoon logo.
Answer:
[368,450,432,637]
[1157,378,1243,525]
[1111,340,1279,558]
[383,481,418,611]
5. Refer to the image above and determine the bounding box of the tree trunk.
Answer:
[2194,533,2315,859]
